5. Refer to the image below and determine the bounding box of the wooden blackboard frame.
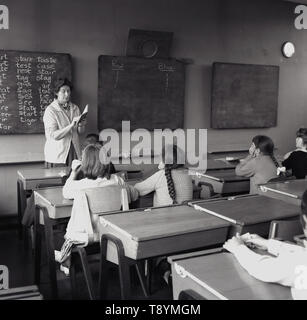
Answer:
[211,62,279,129]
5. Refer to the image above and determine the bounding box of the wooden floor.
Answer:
[0,228,172,300]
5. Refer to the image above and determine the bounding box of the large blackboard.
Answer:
[211,62,279,129]
[0,50,72,134]
[98,55,185,131]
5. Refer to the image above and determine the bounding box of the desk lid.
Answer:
[261,179,307,199]
[191,195,299,225]
[99,204,230,241]
[18,167,69,180]
[171,250,291,300]
[34,187,73,207]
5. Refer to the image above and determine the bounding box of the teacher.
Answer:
[43,78,86,168]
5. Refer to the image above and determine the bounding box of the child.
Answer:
[223,189,307,300]
[235,135,279,194]
[282,128,307,179]
[56,144,138,273]
[134,144,193,285]
[83,133,100,148]
[134,144,193,206]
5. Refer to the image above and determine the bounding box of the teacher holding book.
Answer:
[43,78,87,167]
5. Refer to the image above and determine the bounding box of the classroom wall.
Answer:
[0,0,306,215]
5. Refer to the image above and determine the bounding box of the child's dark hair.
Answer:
[296,128,307,146]
[162,144,185,205]
[53,78,73,98]
[300,190,307,230]
[252,135,280,168]
[86,133,99,141]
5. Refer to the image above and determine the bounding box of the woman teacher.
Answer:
[43,78,86,167]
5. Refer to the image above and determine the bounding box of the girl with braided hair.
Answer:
[134,144,193,206]
[235,135,279,194]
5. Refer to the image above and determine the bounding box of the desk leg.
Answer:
[17,179,26,240]
[100,234,131,300]
[34,206,42,285]
[42,207,58,300]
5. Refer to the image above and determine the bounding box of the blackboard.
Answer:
[0,50,72,134]
[98,55,185,131]
[211,62,279,129]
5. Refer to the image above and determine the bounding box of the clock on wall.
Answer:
[282,42,295,58]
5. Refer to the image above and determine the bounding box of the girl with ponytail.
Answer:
[134,144,193,206]
[282,128,307,179]
[235,135,279,194]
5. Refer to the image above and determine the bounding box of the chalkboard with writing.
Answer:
[211,62,279,129]
[98,55,185,131]
[0,50,72,134]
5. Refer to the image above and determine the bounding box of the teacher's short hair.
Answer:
[53,78,73,98]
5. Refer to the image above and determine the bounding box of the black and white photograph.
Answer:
[1,0,307,308]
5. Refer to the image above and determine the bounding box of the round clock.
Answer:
[282,42,295,58]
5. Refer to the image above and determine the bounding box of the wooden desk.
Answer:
[34,187,73,220]
[258,179,307,206]
[99,204,230,261]
[168,248,291,300]
[0,285,43,300]
[17,167,69,238]
[190,194,300,237]
[98,204,230,298]
[190,169,250,195]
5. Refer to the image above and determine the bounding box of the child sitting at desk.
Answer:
[235,135,279,194]
[55,144,138,273]
[134,144,193,206]
[134,144,193,285]
[281,128,307,179]
[223,190,307,300]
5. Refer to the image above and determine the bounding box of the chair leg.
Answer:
[100,234,131,300]
[146,259,153,296]
[135,261,149,298]
[70,254,78,300]
[42,207,58,299]
[76,247,96,300]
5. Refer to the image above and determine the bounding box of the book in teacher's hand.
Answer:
[78,104,88,123]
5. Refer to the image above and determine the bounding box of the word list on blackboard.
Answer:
[0,50,72,134]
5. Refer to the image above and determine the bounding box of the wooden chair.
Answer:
[269,218,303,242]
[34,185,128,300]
[69,185,130,300]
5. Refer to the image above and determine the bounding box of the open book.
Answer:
[77,104,88,123]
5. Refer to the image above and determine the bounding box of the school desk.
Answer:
[0,285,43,300]
[32,180,143,299]
[258,179,307,206]
[168,248,291,300]
[98,204,230,298]
[189,194,300,237]
[17,167,69,238]
[190,169,250,195]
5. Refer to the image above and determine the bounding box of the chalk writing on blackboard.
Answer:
[0,50,71,134]
[98,55,185,131]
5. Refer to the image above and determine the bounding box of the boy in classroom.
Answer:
[223,189,307,300]
[235,135,279,194]
[281,128,307,179]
